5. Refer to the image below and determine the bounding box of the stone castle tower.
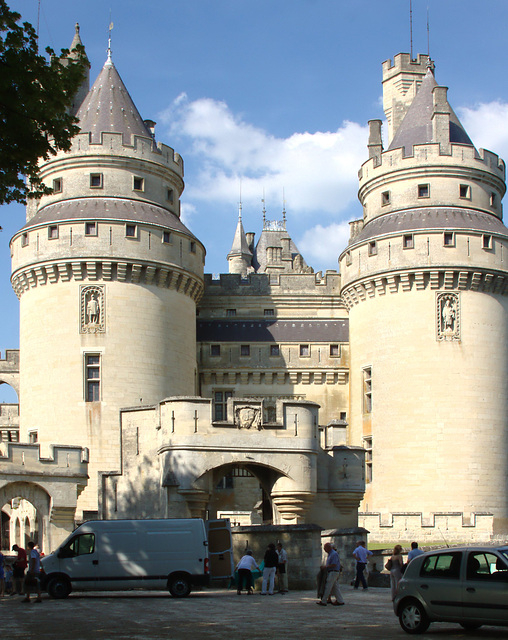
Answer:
[340,53,508,539]
[9,43,205,516]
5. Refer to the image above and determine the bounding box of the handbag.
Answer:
[385,558,393,571]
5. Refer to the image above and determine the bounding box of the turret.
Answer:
[227,204,252,276]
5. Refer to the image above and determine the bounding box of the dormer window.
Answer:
[21,233,29,247]
[482,234,493,250]
[53,178,62,193]
[48,225,58,240]
[418,184,429,198]
[90,173,103,188]
[381,191,390,206]
[163,231,171,244]
[133,176,144,191]
[368,241,377,256]
[443,232,455,247]
[403,234,414,249]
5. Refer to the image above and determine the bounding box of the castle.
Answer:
[1,27,507,551]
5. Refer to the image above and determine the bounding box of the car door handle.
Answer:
[420,584,429,589]
[466,587,475,593]
[93,560,99,565]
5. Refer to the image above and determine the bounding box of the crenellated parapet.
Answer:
[204,270,341,295]
[0,442,89,477]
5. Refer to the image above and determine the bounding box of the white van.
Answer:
[41,518,219,598]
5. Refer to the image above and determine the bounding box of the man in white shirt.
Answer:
[352,540,373,590]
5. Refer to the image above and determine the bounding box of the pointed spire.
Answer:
[227,208,252,275]
[106,20,114,66]
[262,192,266,228]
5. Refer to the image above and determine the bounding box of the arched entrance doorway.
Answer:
[0,483,49,553]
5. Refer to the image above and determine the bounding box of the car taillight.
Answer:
[204,558,209,574]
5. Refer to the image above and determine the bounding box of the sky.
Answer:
[2,0,508,400]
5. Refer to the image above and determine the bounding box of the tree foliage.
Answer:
[0,0,87,204]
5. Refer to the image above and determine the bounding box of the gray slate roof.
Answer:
[350,208,508,245]
[23,197,197,237]
[197,319,349,343]
[228,216,252,258]
[388,68,474,153]
[253,225,310,273]
[76,60,153,144]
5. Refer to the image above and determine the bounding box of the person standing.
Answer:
[407,541,424,562]
[0,550,5,597]
[276,542,288,593]
[11,544,27,596]
[236,550,260,595]
[353,540,373,590]
[261,543,278,595]
[387,544,404,601]
[317,542,345,606]
[23,541,42,603]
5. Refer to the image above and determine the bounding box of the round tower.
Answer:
[10,49,205,516]
[339,54,508,541]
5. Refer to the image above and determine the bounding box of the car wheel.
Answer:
[168,575,191,598]
[399,599,430,634]
[47,576,72,599]
[460,623,482,631]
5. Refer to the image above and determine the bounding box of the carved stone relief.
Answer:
[80,285,105,334]
[437,292,460,341]
[234,405,262,430]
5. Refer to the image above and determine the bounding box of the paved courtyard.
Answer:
[2,586,508,639]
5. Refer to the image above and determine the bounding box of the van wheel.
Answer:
[399,599,430,634]
[47,576,71,599]
[168,575,191,598]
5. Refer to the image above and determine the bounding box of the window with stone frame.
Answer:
[85,354,101,402]
[214,390,233,421]
[363,435,373,483]
[363,366,372,414]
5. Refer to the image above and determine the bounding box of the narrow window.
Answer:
[190,241,196,253]
[345,251,352,266]
[482,234,493,250]
[240,344,250,357]
[85,354,101,402]
[403,234,414,249]
[300,344,310,357]
[339,411,347,421]
[85,222,97,236]
[53,178,62,193]
[167,188,174,203]
[363,436,373,483]
[21,233,29,247]
[125,224,137,238]
[443,232,454,247]
[264,309,275,317]
[381,191,390,206]
[490,192,496,207]
[162,231,171,244]
[133,176,144,191]
[368,241,377,256]
[459,184,470,199]
[90,173,103,188]
[330,344,340,357]
[363,367,372,414]
[48,225,58,240]
[28,431,38,444]
[270,344,280,356]
[210,345,221,357]
[214,390,233,421]
[226,309,236,317]
[418,183,429,198]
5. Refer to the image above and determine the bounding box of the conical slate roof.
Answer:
[76,58,152,144]
[228,215,252,258]
[388,67,474,153]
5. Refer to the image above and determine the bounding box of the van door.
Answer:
[206,519,233,579]
[57,532,99,590]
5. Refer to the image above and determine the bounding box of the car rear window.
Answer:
[420,552,462,579]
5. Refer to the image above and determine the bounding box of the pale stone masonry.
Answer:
[2,27,508,551]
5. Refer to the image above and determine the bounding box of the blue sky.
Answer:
[2,0,508,400]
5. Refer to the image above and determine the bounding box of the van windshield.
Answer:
[59,533,95,558]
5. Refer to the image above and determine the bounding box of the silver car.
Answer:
[394,546,508,634]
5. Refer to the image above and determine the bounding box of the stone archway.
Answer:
[0,481,50,552]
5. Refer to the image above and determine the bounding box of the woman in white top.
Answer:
[236,550,260,595]
[388,544,404,601]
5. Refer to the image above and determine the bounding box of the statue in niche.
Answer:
[235,406,262,430]
[81,285,105,334]
[437,292,459,341]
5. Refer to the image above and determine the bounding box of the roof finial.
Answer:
[409,0,413,60]
[282,188,286,228]
[107,17,114,64]
[262,189,266,227]
[238,179,242,220]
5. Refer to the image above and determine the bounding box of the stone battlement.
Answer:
[0,350,19,369]
[0,442,89,477]
[204,271,341,296]
[382,53,431,79]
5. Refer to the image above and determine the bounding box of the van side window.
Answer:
[60,533,95,558]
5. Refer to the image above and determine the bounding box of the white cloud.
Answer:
[298,221,352,272]
[458,101,508,161]
[160,94,368,218]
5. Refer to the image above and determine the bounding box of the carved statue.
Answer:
[235,406,261,430]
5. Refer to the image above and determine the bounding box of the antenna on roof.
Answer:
[409,0,414,60]
[262,189,266,227]
[427,6,430,58]
[282,188,286,228]
[238,179,242,220]
[107,14,114,64]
